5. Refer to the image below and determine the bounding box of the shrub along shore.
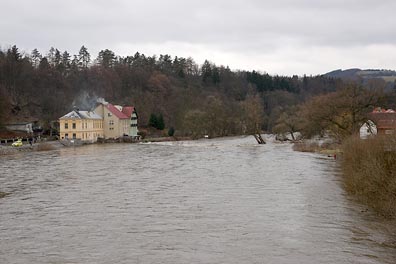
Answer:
[341,136,396,218]
[293,136,396,218]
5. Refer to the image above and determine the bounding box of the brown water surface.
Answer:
[1,136,395,263]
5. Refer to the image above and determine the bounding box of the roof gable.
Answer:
[60,110,102,120]
[60,110,82,119]
[105,104,129,119]
[121,106,135,117]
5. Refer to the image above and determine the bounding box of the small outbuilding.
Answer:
[4,122,33,134]
[359,120,377,139]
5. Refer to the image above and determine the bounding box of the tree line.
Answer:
[1,44,393,138]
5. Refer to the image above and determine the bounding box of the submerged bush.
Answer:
[342,136,396,218]
[292,141,340,154]
[293,141,321,152]
[36,142,56,151]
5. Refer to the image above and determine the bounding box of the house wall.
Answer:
[5,123,33,133]
[130,112,138,137]
[95,105,129,139]
[59,119,103,142]
[119,119,130,137]
[377,128,395,135]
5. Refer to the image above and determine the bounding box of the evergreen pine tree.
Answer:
[157,114,165,130]
[148,113,158,128]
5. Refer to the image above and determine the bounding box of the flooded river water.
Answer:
[1,136,395,263]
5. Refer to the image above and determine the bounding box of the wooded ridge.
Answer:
[0,45,395,138]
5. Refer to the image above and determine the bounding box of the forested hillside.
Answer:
[0,45,364,137]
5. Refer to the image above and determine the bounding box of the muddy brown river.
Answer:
[1,136,395,263]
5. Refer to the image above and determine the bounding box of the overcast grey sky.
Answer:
[1,0,396,75]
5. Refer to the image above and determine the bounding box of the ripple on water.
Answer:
[0,137,395,264]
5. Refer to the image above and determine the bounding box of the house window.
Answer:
[72,133,76,139]
[65,123,68,129]
[72,123,76,129]
[65,133,69,139]
[108,112,112,117]
[109,120,114,126]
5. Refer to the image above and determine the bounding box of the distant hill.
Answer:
[324,69,396,83]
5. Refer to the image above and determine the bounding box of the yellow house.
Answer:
[94,103,138,139]
[59,110,103,142]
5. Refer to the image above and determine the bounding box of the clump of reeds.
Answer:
[341,136,396,218]
[36,142,56,151]
[293,141,341,154]
[292,141,321,152]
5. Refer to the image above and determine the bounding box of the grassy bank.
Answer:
[292,141,341,155]
[341,136,396,218]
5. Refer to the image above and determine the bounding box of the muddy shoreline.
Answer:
[0,141,65,155]
[0,136,194,156]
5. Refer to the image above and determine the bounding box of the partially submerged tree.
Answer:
[241,94,266,144]
[272,106,300,141]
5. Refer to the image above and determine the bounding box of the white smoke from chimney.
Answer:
[97,97,108,105]
[72,91,101,111]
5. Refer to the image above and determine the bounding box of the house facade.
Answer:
[59,110,103,142]
[121,106,138,137]
[59,101,138,142]
[94,103,129,139]
[368,108,396,135]
[359,120,377,139]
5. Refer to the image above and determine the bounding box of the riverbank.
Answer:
[0,136,194,156]
[293,136,396,218]
[342,136,396,218]
[292,140,342,156]
[142,136,192,143]
[0,141,64,155]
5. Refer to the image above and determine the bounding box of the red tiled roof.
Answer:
[369,112,396,129]
[122,106,135,117]
[372,107,395,113]
[105,104,129,119]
